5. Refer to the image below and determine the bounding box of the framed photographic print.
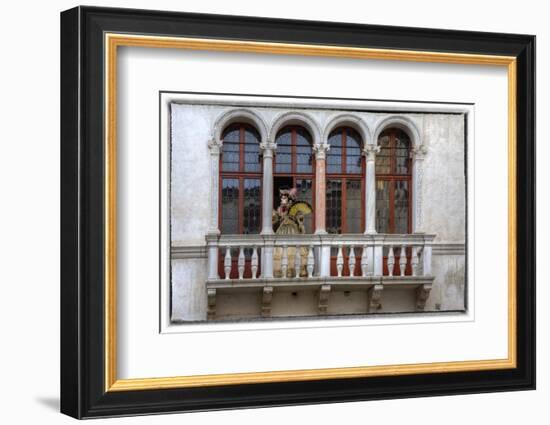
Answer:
[60,5,535,419]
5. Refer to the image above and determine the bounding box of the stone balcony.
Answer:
[205,232,435,320]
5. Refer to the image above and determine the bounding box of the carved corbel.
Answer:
[416,283,432,310]
[261,286,274,318]
[207,137,222,155]
[411,144,428,160]
[318,284,331,315]
[368,283,384,312]
[207,288,216,320]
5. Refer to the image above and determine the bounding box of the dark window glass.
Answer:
[243,179,261,234]
[326,127,364,235]
[394,180,409,234]
[376,180,390,234]
[327,129,343,173]
[346,179,362,233]
[243,127,261,172]
[346,129,363,174]
[296,129,313,173]
[219,123,262,235]
[221,126,240,172]
[375,128,411,234]
[326,179,342,234]
[221,178,239,234]
[275,129,292,173]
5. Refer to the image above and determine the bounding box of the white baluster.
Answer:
[281,245,288,278]
[348,245,356,277]
[307,245,314,278]
[224,246,232,280]
[387,246,395,277]
[399,245,407,276]
[237,247,245,280]
[251,246,259,279]
[411,246,419,277]
[295,245,301,278]
[361,245,368,277]
[336,245,344,277]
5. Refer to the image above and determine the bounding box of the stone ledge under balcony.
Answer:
[205,275,434,320]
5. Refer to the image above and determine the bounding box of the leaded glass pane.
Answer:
[375,180,390,233]
[275,129,292,173]
[295,179,313,234]
[327,129,343,173]
[296,128,313,173]
[243,179,261,234]
[346,179,362,233]
[221,178,239,234]
[376,135,391,174]
[346,128,363,174]
[326,179,342,234]
[221,126,240,172]
[394,180,409,233]
[395,130,410,175]
[243,127,261,172]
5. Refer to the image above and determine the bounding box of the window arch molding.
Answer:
[212,108,268,146]
[372,115,420,149]
[268,111,321,145]
[323,113,371,147]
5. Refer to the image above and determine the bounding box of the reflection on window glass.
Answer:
[243,179,261,234]
[221,178,239,234]
[346,180,362,233]
[376,135,391,174]
[346,129,362,174]
[327,129,343,173]
[326,179,342,234]
[275,129,292,173]
[296,128,313,173]
[243,127,261,172]
[376,180,390,234]
[394,181,409,234]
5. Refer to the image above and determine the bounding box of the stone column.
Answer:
[207,138,222,280]
[411,144,428,233]
[260,141,276,235]
[260,141,276,279]
[207,138,222,234]
[313,143,329,234]
[363,144,380,234]
[313,144,330,277]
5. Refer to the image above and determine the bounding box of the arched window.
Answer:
[326,127,364,234]
[375,128,411,234]
[274,126,314,233]
[220,123,262,235]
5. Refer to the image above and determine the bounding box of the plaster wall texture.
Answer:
[170,102,466,322]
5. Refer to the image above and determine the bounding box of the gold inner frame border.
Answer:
[104,33,517,392]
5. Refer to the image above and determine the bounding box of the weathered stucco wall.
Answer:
[170,102,466,322]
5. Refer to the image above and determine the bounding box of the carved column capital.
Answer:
[313,143,330,160]
[411,144,428,160]
[260,140,277,158]
[207,138,222,155]
[363,144,380,162]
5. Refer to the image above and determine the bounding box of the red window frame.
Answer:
[326,127,366,234]
[375,128,412,234]
[218,123,262,235]
[273,125,316,232]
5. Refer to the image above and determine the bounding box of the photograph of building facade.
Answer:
[169,95,466,322]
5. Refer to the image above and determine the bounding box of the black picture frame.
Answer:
[60,5,535,419]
